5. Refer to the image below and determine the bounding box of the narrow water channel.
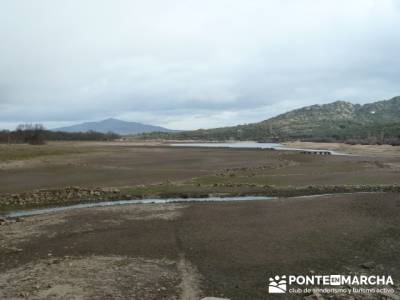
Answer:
[4,196,275,218]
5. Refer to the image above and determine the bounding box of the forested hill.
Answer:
[140,96,400,144]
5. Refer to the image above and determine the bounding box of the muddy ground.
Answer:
[1,193,399,299]
[1,142,400,194]
[1,142,400,299]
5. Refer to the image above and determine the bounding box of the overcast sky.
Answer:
[1,0,399,130]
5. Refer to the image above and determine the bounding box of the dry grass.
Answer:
[0,143,85,162]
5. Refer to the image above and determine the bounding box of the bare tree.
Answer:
[16,123,46,145]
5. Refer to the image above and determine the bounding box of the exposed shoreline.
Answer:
[1,141,399,299]
[1,183,399,214]
[283,141,400,157]
[1,192,399,299]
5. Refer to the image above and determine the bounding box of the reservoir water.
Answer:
[170,141,346,155]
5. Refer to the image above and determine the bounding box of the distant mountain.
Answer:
[53,118,174,135]
[141,96,400,142]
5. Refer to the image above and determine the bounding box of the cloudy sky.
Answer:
[1,0,399,130]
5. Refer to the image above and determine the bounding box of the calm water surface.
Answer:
[170,141,346,155]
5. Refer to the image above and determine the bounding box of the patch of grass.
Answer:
[122,183,217,197]
[191,158,396,187]
[121,181,400,199]
[113,258,132,267]
[0,144,84,161]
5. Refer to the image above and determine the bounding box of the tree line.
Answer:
[0,124,120,145]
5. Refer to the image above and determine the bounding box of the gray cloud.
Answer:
[0,0,399,130]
